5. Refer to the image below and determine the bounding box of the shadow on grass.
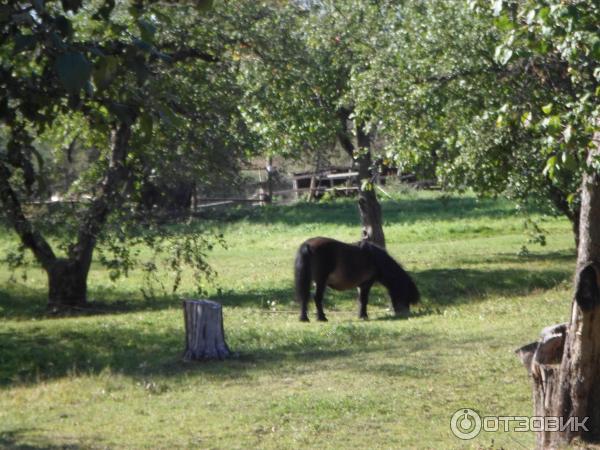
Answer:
[0,313,439,388]
[0,287,49,320]
[214,196,520,227]
[414,267,571,306]
[0,430,83,450]
[0,286,182,321]
[0,284,295,321]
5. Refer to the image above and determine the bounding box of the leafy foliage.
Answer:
[0,0,257,302]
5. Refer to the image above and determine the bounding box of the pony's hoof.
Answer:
[394,308,410,318]
[299,315,310,322]
[359,315,369,320]
[317,315,328,322]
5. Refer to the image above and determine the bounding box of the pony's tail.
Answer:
[294,243,312,304]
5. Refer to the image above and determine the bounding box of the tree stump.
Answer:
[516,323,567,449]
[183,300,230,361]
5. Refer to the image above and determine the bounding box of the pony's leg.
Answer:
[357,280,374,319]
[299,301,310,322]
[314,279,328,321]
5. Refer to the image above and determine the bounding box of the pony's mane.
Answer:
[360,241,420,305]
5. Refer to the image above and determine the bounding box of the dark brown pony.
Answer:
[294,237,420,321]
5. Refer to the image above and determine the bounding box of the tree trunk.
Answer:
[183,300,230,361]
[356,122,385,248]
[47,258,88,307]
[336,107,386,247]
[517,131,600,447]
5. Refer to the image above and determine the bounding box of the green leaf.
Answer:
[543,155,557,179]
[547,115,561,130]
[541,103,553,114]
[493,14,514,31]
[54,51,92,94]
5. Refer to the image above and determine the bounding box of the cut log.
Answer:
[183,299,230,361]
[516,323,567,449]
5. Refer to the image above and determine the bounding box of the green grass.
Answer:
[0,191,577,449]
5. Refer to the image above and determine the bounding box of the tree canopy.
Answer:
[0,0,255,305]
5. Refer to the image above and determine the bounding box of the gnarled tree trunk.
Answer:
[356,123,385,248]
[0,123,132,308]
[517,131,600,447]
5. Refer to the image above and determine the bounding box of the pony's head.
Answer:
[386,269,420,316]
[362,241,420,316]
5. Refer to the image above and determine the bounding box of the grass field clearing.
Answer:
[0,192,576,449]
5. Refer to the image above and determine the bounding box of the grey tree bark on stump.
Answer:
[516,129,600,448]
[183,300,230,361]
[516,323,568,449]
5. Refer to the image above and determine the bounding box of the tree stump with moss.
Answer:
[183,299,230,361]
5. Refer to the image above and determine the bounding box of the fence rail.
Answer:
[21,173,439,212]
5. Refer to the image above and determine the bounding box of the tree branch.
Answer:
[70,122,132,270]
[0,162,56,269]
